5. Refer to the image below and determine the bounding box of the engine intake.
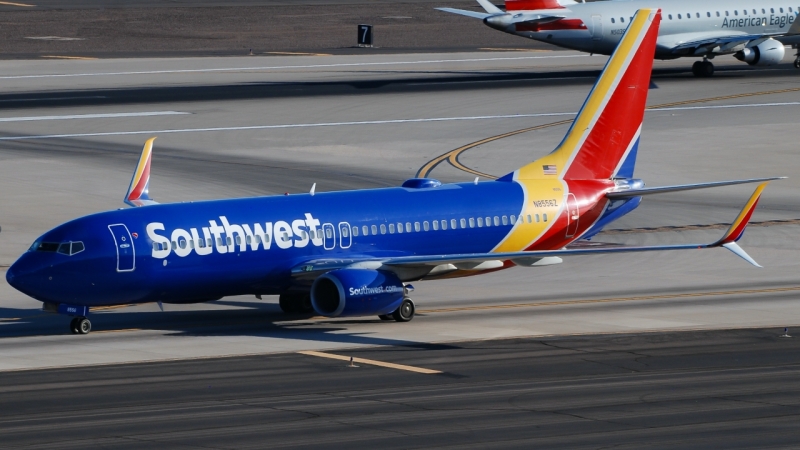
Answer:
[311,269,405,317]
[735,38,786,66]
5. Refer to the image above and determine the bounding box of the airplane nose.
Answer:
[6,260,21,290]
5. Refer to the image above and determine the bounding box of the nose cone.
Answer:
[6,253,44,300]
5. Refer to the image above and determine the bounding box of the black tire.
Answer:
[76,318,91,334]
[701,61,715,77]
[299,294,313,313]
[378,314,392,321]
[392,298,415,322]
[279,294,297,313]
[794,59,800,69]
[69,318,79,334]
[691,61,702,77]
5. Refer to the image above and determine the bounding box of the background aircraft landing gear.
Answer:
[691,59,714,77]
[794,58,800,69]
[70,317,91,335]
[391,298,415,322]
[279,293,313,314]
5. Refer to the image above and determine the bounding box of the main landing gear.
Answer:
[70,317,91,334]
[278,293,313,314]
[691,59,715,78]
[378,298,416,322]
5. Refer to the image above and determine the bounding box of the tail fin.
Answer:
[124,137,159,207]
[505,0,573,11]
[512,9,661,181]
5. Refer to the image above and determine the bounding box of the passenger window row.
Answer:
[350,212,548,237]
[667,7,794,20]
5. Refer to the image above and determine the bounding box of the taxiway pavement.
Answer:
[0,52,799,373]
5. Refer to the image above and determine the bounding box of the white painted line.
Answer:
[0,102,794,141]
[0,55,589,80]
[0,96,107,102]
[0,111,189,123]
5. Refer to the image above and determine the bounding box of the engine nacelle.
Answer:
[310,269,405,318]
[735,39,786,66]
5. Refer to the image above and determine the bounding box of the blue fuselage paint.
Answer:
[7,180,525,307]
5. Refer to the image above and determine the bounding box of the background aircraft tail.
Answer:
[504,0,575,12]
[511,9,661,181]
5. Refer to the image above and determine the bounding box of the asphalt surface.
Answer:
[0,0,556,58]
[2,328,799,449]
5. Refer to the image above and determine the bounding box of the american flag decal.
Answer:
[543,164,557,175]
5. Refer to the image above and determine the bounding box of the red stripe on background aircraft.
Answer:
[6,9,783,335]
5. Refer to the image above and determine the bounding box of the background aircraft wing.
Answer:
[665,32,774,53]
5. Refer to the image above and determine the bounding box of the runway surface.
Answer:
[2,328,800,448]
[1,49,800,445]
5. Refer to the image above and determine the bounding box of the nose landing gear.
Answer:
[70,317,91,334]
[691,59,715,77]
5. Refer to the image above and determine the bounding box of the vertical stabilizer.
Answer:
[512,9,661,181]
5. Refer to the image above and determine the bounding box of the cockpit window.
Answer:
[56,241,85,256]
[32,242,59,252]
[30,240,84,255]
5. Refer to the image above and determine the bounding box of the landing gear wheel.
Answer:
[279,293,313,314]
[378,314,392,321]
[794,58,800,69]
[76,317,91,335]
[392,298,415,322]
[70,318,79,334]
[692,60,714,77]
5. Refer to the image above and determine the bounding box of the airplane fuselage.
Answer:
[495,0,800,58]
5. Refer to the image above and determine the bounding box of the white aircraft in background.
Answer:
[439,0,800,76]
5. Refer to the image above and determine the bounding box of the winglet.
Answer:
[124,137,159,207]
[714,182,768,245]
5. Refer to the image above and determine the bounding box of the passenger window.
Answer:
[678,14,681,19]
[716,11,720,17]
[535,214,540,223]
[441,220,448,230]
[414,222,420,232]
[235,236,241,245]
[397,222,404,233]
[432,221,439,231]
[482,216,489,227]
[611,17,615,23]
[706,12,710,17]
[493,216,500,226]
[510,215,516,224]
[668,14,672,19]
[734,10,738,16]
[726,11,729,16]
[423,221,429,231]
[771,8,775,13]
[460,218,466,228]
[452,219,458,229]
[620,17,624,23]
[502,216,508,225]
[468,218,475,228]
[353,226,359,237]
[371,225,377,235]
[405,223,412,233]
[342,227,349,238]
[477,217,484,227]
[543,214,548,222]
[696,13,699,18]
[389,223,395,234]
[361,225,367,236]
[527,214,532,223]
[380,224,386,235]
[153,242,160,251]
[780,8,784,13]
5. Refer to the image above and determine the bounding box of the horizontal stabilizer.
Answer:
[606,177,784,199]
[435,7,491,19]
[476,0,503,15]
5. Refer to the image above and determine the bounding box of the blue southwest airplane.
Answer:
[6,9,782,335]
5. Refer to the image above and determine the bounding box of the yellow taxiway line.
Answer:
[298,350,442,374]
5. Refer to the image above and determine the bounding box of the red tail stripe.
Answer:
[505,0,564,11]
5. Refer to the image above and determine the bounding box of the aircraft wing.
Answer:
[435,7,492,20]
[606,177,783,199]
[662,32,774,53]
[291,182,770,284]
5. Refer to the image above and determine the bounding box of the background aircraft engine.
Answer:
[735,39,786,66]
[310,269,405,318]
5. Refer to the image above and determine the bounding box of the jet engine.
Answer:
[310,269,405,317]
[735,39,786,66]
